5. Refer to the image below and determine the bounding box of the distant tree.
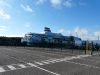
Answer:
[0,36,22,46]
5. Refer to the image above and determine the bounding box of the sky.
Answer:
[0,0,100,40]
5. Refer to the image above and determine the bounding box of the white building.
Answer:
[21,27,82,46]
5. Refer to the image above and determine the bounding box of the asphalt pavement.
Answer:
[0,46,99,75]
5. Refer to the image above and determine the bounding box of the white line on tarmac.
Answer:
[0,64,30,73]
[0,48,60,74]
[7,65,16,70]
[45,60,56,63]
[34,61,44,65]
[27,63,60,75]
[65,61,100,69]
[81,58,100,62]
[0,62,60,75]
[18,64,26,68]
[47,55,91,63]
[93,52,100,55]
[41,61,50,64]
[33,55,91,66]
[27,63,37,67]
[36,66,60,75]
[0,67,6,72]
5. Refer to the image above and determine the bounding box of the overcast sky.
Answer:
[0,0,100,40]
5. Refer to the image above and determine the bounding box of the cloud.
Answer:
[0,25,8,31]
[59,28,65,33]
[93,31,100,40]
[58,28,69,35]
[0,26,7,28]
[94,31,100,37]
[58,27,100,40]
[7,33,25,37]
[35,0,79,9]
[70,27,88,40]
[74,27,88,36]
[21,4,33,13]
[84,35,96,40]
[73,27,99,40]
[36,0,46,5]
[40,31,44,34]
[0,9,11,20]
[25,24,31,28]
[0,0,11,8]
[50,0,62,8]
[25,22,31,28]
[63,0,73,8]
[58,28,71,36]
[58,27,88,37]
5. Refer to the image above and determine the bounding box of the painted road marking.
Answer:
[7,65,16,70]
[45,60,56,63]
[42,55,91,64]
[27,63,37,67]
[35,66,60,75]
[0,54,94,73]
[93,52,100,55]
[27,63,60,75]
[41,61,50,64]
[0,67,5,72]
[18,64,26,68]
[0,62,60,75]
[65,60,100,69]
[34,61,44,65]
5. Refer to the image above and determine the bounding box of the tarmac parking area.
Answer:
[0,46,99,75]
